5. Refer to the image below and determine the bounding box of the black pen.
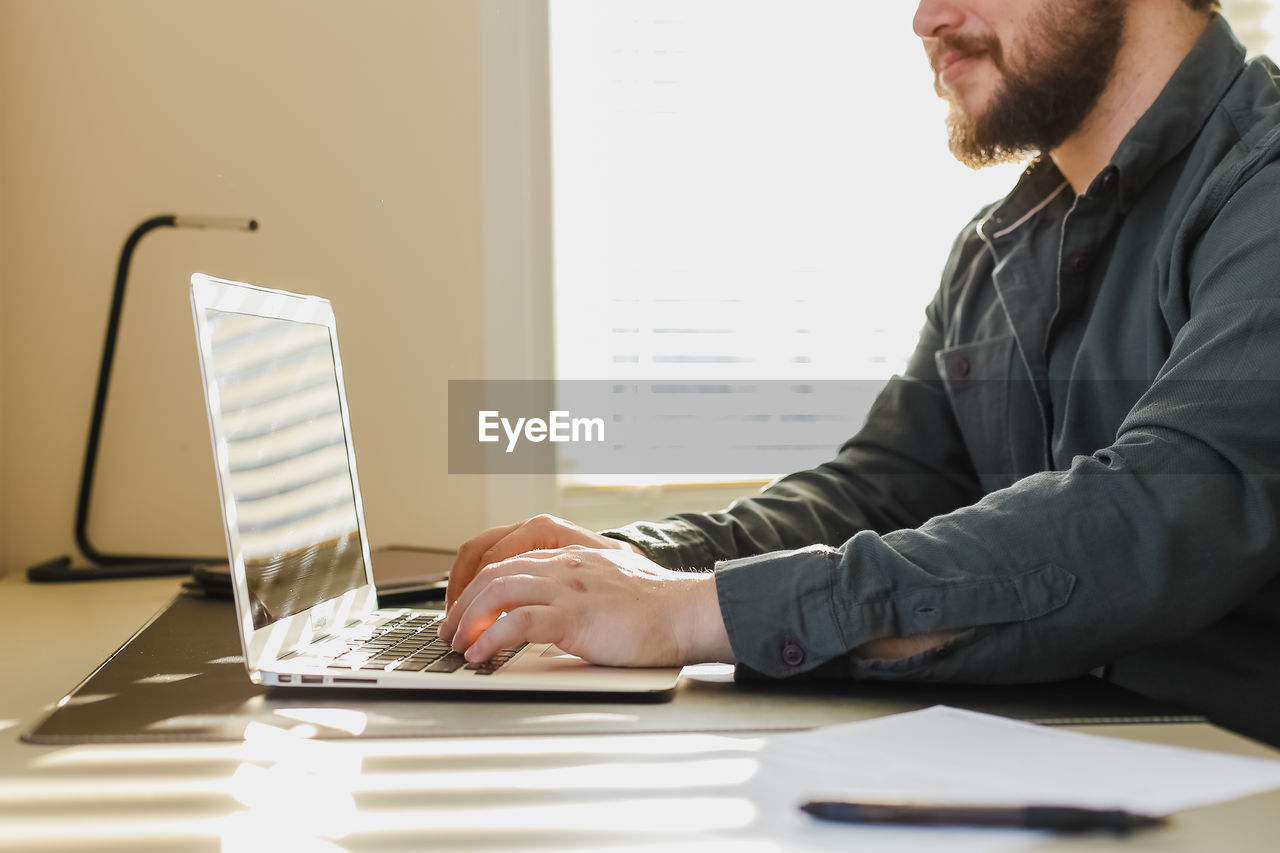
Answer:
[800,801,1167,833]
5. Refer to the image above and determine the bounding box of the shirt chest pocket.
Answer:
[936,335,1025,492]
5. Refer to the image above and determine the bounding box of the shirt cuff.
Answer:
[714,545,851,678]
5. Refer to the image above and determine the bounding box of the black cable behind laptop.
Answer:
[28,214,259,582]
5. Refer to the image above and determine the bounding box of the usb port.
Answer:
[300,675,323,684]
[278,675,292,683]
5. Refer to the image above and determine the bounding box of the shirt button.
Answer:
[950,356,971,379]
[782,643,806,667]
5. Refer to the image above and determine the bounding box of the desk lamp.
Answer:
[27,214,259,582]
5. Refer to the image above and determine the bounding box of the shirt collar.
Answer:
[1109,14,1246,212]
[980,157,1069,242]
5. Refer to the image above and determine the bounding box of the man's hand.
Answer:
[445,514,635,614]
[437,546,734,668]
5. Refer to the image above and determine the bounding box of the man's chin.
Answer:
[945,108,1033,169]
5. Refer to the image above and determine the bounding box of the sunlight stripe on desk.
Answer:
[32,732,766,767]
[0,796,758,844]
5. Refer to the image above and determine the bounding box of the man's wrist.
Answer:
[677,571,736,665]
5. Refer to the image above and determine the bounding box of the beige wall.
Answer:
[0,0,495,575]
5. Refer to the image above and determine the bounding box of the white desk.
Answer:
[1,572,1277,852]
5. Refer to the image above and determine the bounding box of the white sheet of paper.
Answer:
[715,705,1280,851]
[758,705,1280,815]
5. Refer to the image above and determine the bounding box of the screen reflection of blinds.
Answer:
[547,1,1276,482]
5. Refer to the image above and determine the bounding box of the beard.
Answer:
[934,0,1127,168]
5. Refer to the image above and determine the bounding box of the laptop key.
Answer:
[465,648,520,675]
[398,654,446,672]
[424,652,468,673]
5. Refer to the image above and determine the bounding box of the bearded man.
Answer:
[441,0,1280,745]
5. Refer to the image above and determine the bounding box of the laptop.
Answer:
[190,273,681,695]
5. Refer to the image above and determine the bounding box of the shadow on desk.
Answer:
[24,592,1202,744]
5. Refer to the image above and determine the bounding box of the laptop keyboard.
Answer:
[325,613,526,676]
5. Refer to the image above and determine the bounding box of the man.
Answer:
[441,0,1280,744]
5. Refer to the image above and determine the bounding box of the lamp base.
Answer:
[27,555,199,582]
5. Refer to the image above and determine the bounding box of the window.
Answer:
[1226,0,1280,56]
[549,1,1023,485]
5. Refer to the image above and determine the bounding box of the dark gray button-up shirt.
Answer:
[605,17,1280,745]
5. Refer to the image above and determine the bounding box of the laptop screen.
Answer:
[203,307,367,630]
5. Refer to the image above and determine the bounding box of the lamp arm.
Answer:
[74,215,180,565]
